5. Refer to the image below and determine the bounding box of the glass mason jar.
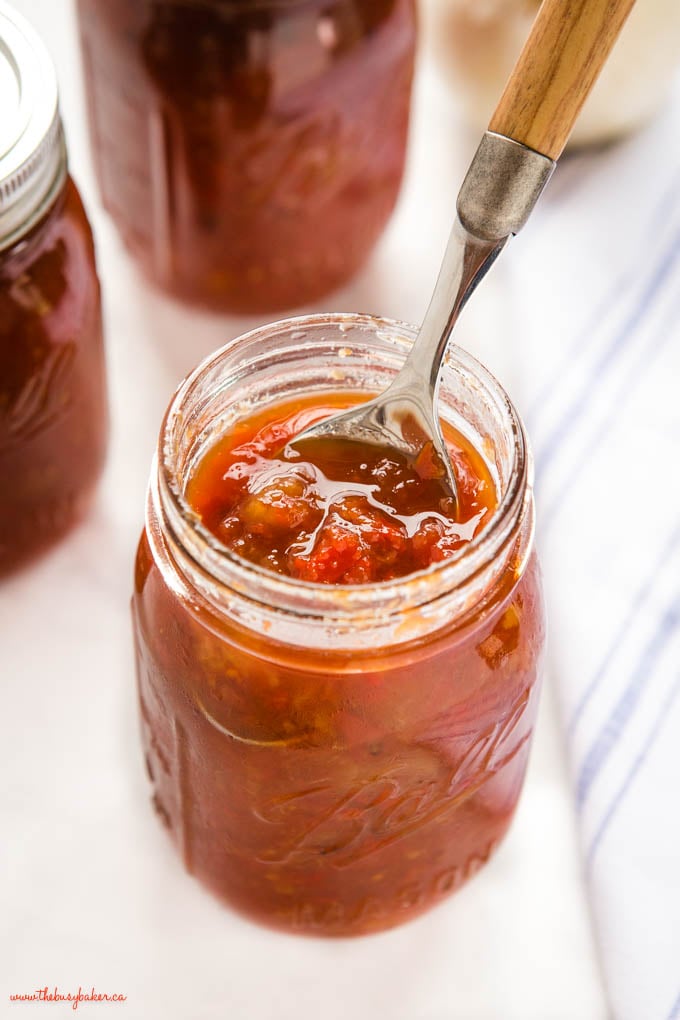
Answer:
[132,314,545,936]
[76,0,416,314]
[0,2,107,576]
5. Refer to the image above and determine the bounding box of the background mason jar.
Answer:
[0,1,107,575]
[420,0,680,148]
[76,0,416,313]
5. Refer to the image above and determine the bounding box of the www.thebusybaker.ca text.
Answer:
[9,986,127,1010]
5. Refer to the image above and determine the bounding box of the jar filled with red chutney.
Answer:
[133,314,545,935]
[76,0,416,313]
[0,2,107,576]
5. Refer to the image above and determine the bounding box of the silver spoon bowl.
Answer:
[287,133,555,504]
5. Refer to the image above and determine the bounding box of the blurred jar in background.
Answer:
[0,2,107,576]
[421,0,680,148]
[76,0,416,314]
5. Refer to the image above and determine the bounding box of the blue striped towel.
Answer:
[491,92,680,1020]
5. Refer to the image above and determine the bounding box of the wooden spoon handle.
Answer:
[489,0,637,160]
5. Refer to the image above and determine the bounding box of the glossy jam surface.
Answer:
[0,178,107,575]
[132,392,545,935]
[187,395,496,583]
[77,0,415,312]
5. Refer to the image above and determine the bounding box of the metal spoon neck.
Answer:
[399,220,507,395]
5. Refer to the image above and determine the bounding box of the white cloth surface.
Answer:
[1,1,678,1018]
[503,103,680,1020]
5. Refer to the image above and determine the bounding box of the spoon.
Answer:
[290,0,636,502]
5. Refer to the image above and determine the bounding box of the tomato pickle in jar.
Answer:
[132,315,545,935]
[0,3,107,576]
[76,0,416,313]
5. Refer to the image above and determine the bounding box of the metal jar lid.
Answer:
[0,0,67,252]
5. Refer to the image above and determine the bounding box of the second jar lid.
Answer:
[0,0,67,251]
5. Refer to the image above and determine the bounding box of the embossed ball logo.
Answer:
[255,689,530,867]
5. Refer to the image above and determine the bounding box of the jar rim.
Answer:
[156,312,532,625]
